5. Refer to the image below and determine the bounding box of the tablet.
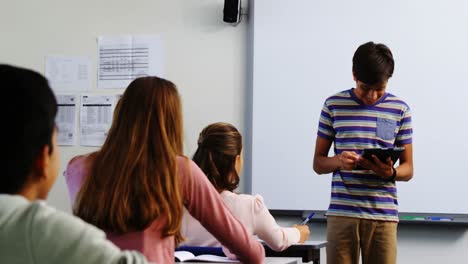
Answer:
[361,147,405,164]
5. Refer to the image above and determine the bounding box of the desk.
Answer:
[181,257,299,264]
[263,240,327,264]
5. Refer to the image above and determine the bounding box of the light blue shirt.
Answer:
[0,195,148,264]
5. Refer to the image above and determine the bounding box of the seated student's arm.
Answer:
[252,195,309,251]
[29,201,148,264]
[179,158,265,264]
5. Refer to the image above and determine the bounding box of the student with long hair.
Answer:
[0,64,148,264]
[64,77,264,264]
[182,122,310,251]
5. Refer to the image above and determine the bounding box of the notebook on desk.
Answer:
[174,251,239,263]
[175,246,238,263]
[176,246,225,256]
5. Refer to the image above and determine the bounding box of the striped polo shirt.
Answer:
[317,88,412,221]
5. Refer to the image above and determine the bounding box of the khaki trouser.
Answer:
[326,216,397,264]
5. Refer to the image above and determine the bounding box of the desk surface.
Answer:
[178,257,299,264]
[260,240,327,248]
[292,240,327,249]
[263,240,327,263]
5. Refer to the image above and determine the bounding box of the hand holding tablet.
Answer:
[355,147,405,170]
[361,147,405,164]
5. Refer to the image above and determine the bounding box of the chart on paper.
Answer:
[56,95,78,146]
[80,95,116,146]
[97,35,164,89]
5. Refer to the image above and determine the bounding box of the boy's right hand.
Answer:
[338,151,361,170]
[293,224,310,243]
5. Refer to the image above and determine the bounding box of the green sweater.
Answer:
[0,195,149,264]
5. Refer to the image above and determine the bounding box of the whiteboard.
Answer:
[250,0,468,214]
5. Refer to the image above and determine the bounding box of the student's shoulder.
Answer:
[176,155,192,167]
[64,153,97,179]
[222,192,267,212]
[67,153,94,168]
[222,191,257,202]
[26,202,147,263]
[176,156,205,180]
[0,195,105,240]
[385,93,411,110]
[30,200,105,236]
[0,197,147,264]
[324,89,353,103]
[0,195,33,225]
[0,195,51,225]
[64,153,96,178]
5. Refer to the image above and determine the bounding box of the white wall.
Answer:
[0,0,249,212]
[1,1,468,263]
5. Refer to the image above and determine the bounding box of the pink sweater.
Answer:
[182,191,300,251]
[64,155,264,264]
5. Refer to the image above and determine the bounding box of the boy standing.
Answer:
[313,42,413,264]
[0,64,148,264]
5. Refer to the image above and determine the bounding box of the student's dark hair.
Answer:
[0,64,57,194]
[193,122,242,192]
[352,41,394,86]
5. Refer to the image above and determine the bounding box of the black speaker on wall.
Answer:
[223,0,241,23]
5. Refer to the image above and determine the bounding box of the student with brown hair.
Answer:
[64,77,264,264]
[182,122,310,251]
[0,64,148,264]
[313,42,413,264]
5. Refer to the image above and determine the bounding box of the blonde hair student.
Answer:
[64,77,264,264]
[182,122,310,251]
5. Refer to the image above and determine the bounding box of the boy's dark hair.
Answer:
[0,64,57,194]
[352,41,394,86]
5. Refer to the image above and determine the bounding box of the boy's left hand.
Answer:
[358,155,394,180]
